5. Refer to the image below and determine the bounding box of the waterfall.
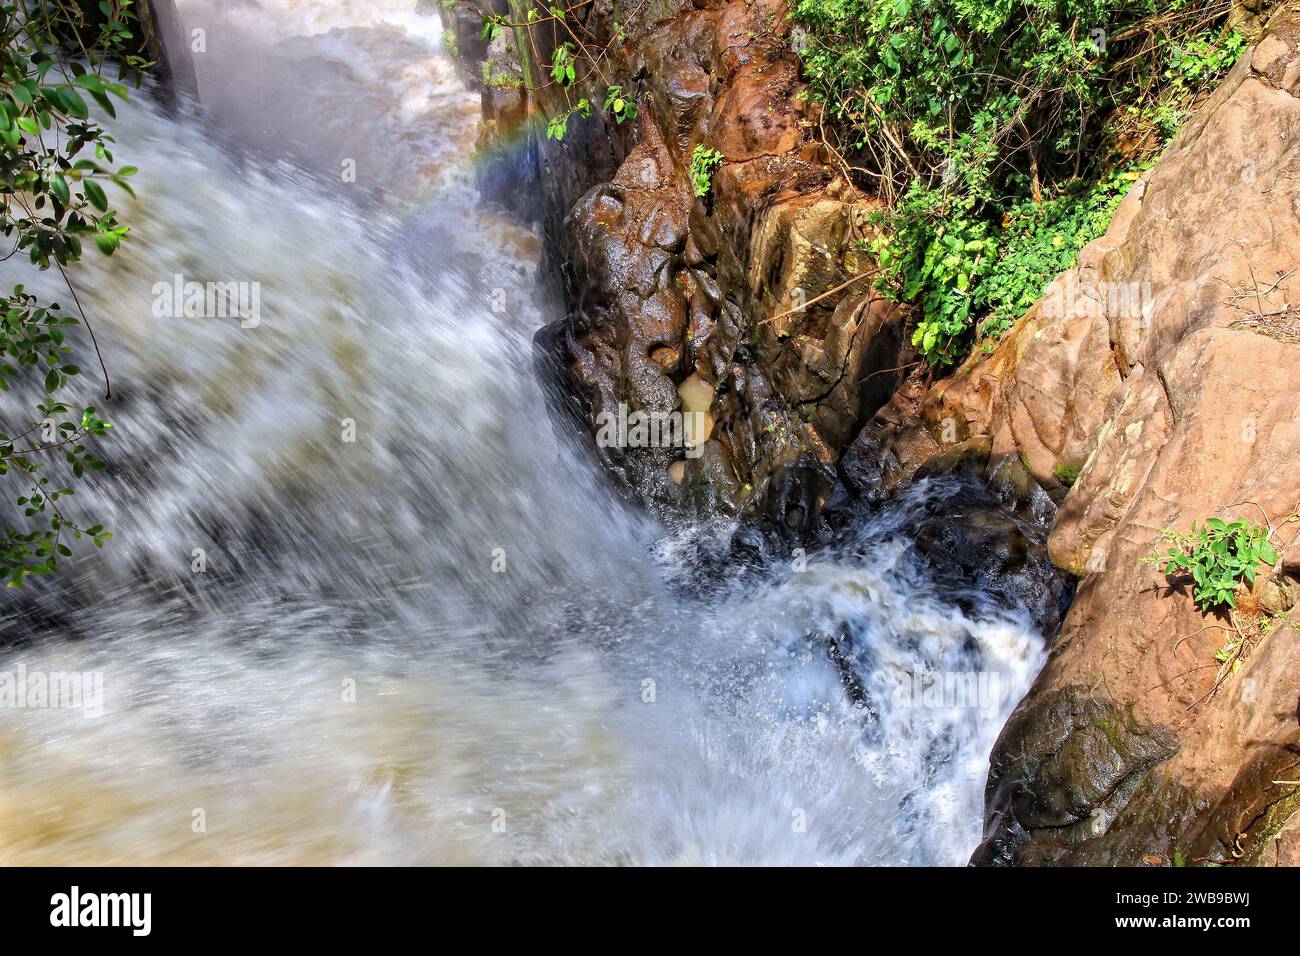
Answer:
[0,0,1044,865]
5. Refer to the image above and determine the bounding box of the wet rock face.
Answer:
[911,500,1070,638]
[469,0,910,537]
[848,441,1072,635]
[538,118,694,505]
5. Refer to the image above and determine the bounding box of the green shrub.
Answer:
[793,0,1245,365]
[870,190,995,365]
[976,172,1136,339]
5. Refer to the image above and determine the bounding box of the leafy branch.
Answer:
[0,0,148,584]
[475,0,645,141]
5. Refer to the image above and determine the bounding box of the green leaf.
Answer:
[56,87,89,120]
[74,74,106,93]
[84,180,108,211]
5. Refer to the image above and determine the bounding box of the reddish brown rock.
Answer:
[486,0,909,530]
[958,9,1300,865]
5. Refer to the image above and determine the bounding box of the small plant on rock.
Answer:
[603,84,636,125]
[1146,518,1277,612]
[689,145,724,198]
[1052,463,1080,487]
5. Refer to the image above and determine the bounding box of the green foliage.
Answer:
[1,396,113,587]
[545,96,590,141]
[481,14,504,43]
[976,171,1136,339]
[688,145,723,198]
[542,81,636,134]
[1165,28,1246,89]
[793,0,1246,365]
[1,0,145,583]
[1152,101,1182,140]
[872,195,994,365]
[1052,463,1081,487]
[549,41,575,87]
[1147,519,1278,613]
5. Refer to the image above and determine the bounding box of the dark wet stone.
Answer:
[972,685,1178,866]
[900,477,1073,636]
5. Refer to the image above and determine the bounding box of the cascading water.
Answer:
[0,0,1046,865]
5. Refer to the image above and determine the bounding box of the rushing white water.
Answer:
[0,0,1045,865]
